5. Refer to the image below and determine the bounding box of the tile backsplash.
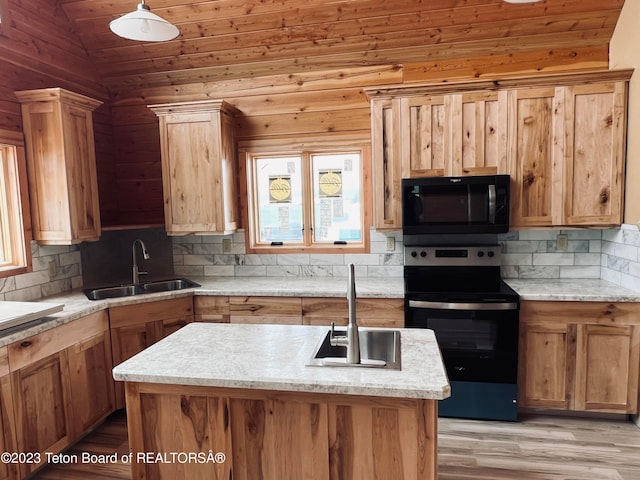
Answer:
[3,224,640,301]
[173,224,640,293]
[0,242,82,301]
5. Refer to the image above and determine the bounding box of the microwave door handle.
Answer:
[488,184,496,224]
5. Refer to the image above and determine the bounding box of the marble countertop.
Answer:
[112,322,451,400]
[2,275,640,348]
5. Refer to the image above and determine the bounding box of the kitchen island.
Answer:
[112,322,450,480]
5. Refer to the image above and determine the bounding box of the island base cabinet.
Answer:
[125,382,437,480]
[0,349,18,480]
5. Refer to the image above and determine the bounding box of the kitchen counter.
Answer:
[3,275,640,348]
[117,322,447,480]
[112,322,450,400]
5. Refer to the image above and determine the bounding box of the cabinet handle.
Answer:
[20,341,32,348]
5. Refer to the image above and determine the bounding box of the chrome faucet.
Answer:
[330,263,360,364]
[132,239,150,284]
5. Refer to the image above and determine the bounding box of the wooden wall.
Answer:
[0,0,619,229]
[0,0,115,224]
[107,46,609,227]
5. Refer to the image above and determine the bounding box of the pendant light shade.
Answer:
[109,0,179,42]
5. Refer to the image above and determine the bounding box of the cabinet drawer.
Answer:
[230,296,302,324]
[8,310,109,372]
[195,296,230,323]
[109,297,194,328]
[302,297,404,328]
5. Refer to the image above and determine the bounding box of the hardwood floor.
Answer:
[32,411,640,479]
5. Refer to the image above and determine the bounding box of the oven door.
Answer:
[405,298,519,384]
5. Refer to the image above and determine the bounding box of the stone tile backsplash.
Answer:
[0,242,82,301]
[2,224,640,302]
[173,224,640,293]
[173,229,405,279]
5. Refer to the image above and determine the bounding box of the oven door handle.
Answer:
[408,300,518,311]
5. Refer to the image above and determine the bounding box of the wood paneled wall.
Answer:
[106,47,608,227]
[0,0,618,229]
[0,0,115,225]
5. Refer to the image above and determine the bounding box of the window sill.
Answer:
[0,265,28,279]
[247,244,369,255]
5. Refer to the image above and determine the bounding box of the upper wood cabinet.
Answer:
[366,70,632,230]
[15,88,102,245]
[149,100,240,235]
[509,81,628,227]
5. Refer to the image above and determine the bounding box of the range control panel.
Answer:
[404,245,501,267]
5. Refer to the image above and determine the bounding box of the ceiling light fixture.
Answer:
[109,0,179,42]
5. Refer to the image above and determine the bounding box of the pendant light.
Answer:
[109,0,179,42]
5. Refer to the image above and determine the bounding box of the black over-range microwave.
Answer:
[402,174,510,235]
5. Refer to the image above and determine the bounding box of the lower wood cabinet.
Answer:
[195,295,404,328]
[110,297,194,408]
[0,348,18,480]
[7,310,113,478]
[519,301,640,414]
[302,297,404,328]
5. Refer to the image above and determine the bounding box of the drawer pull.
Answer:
[20,341,32,348]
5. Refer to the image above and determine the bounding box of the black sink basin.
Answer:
[83,278,200,300]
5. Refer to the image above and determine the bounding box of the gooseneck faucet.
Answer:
[132,239,150,284]
[330,263,361,364]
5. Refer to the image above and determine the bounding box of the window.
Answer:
[0,129,32,278]
[245,147,370,253]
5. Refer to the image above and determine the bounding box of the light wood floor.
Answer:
[32,411,640,479]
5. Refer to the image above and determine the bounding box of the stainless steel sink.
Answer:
[141,278,200,293]
[307,329,401,369]
[83,278,200,300]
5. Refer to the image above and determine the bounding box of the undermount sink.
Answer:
[307,328,401,370]
[83,278,200,300]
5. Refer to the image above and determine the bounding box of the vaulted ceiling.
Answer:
[57,0,624,94]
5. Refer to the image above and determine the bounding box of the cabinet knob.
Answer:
[20,341,32,348]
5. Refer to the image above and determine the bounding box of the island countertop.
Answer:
[112,322,450,400]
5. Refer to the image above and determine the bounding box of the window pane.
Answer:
[255,156,304,244]
[311,152,362,242]
[0,147,12,265]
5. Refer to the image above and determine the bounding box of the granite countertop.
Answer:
[112,322,451,400]
[2,275,640,348]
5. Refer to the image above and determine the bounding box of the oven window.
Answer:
[429,317,497,352]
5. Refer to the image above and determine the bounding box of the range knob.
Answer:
[477,251,485,258]
[420,250,427,258]
[411,251,418,258]
[487,250,495,258]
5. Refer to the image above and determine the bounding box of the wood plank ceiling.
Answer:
[57,0,624,95]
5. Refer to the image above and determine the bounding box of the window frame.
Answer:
[0,128,32,278]
[240,141,371,254]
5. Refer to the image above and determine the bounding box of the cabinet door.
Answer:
[68,329,115,436]
[371,98,403,230]
[563,82,627,226]
[405,96,446,177]
[574,324,640,413]
[151,101,239,235]
[11,351,73,477]
[0,348,18,480]
[446,91,508,176]
[110,297,194,408]
[15,88,102,244]
[519,321,575,410]
[508,87,564,227]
